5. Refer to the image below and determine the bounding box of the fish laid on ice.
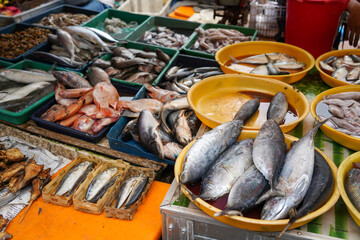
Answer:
[86,167,118,203]
[267,92,288,124]
[116,175,148,209]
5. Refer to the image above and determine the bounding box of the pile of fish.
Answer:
[228,52,306,75]
[317,92,360,138]
[120,84,201,160]
[319,54,360,83]
[37,13,95,28]
[0,27,50,59]
[0,69,56,112]
[104,17,138,34]
[40,71,120,135]
[91,46,171,84]
[160,65,223,93]
[115,174,148,209]
[345,163,360,212]
[141,26,189,49]
[179,94,334,236]
[191,27,251,54]
[29,26,117,69]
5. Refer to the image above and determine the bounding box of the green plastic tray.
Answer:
[0,60,82,125]
[183,23,257,59]
[0,60,13,68]
[82,9,150,40]
[98,41,178,88]
[127,16,202,50]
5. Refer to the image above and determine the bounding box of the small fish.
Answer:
[163,142,183,160]
[267,92,288,124]
[29,51,83,69]
[144,83,180,103]
[324,56,337,64]
[116,175,149,209]
[55,161,94,196]
[72,115,96,133]
[233,98,260,123]
[92,117,119,134]
[332,67,348,80]
[274,61,305,70]
[347,67,360,81]
[319,61,335,72]
[350,54,360,63]
[89,67,110,87]
[121,118,140,142]
[160,97,190,133]
[85,27,118,43]
[118,98,163,115]
[155,49,170,63]
[174,110,193,146]
[92,59,112,69]
[325,92,360,100]
[238,53,295,65]
[250,65,269,75]
[86,167,118,203]
[57,29,75,64]
[265,55,290,75]
[53,71,92,88]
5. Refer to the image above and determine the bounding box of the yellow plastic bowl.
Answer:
[215,41,315,84]
[174,131,339,232]
[315,49,360,88]
[310,85,360,151]
[337,152,360,227]
[187,74,309,133]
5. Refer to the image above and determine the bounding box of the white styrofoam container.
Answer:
[117,0,171,16]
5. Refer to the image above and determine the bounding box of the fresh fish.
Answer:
[160,97,189,133]
[57,29,75,64]
[324,56,337,64]
[0,69,56,83]
[123,175,148,208]
[319,61,335,72]
[28,51,83,68]
[330,116,359,132]
[113,58,151,69]
[214,165,269,217]
[328,105,344,118]
[174,110,193,146]
[118,99,163,115]
[55,161,94,196]
[233,98,260,123]
[238,53,295,65]
[92,59,112,69]
[93,82,119,116]
[163,142,183,160]
[321,99,354,107]
[155,49,170,63]
[253,119,286,193]
[59,113,83,127]
[259,121,327,219]
[113,47,135,59]
[92,117,119,133]
[200,138,254,201]
[72,115,96,133]
[350,54,360,63]
[346,167,360,212]
[165,66,180,80]
[274,61,305,70]
[116,175,148,208]
[138,110,164,159]
[53,71,91,88]
[267,92,288,124]
[89,67,111,87]
[265,55,290,75]
[0,82,51,103]
[261,196,287,220]
[186,111,201,137]
[144,83,180,103]
[250,65,269,75]
[278,150,334,237]
[59,87,93,99]
[332,58,345,69]
[332,66,348,80]
[125,72,153,84]
[194,67,222,73]
[86,167,118,203]
[347,67,360,81]
[180,120,243,184]
[121,118,140,142]
[115,176,139,208]
[325,92,360,100]
[85,27,118,43]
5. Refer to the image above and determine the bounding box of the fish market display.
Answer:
[39,71,120,135]
[345,163,360,212]
[86,167,119,203]
[37,13,95,28]
[227,53,306,75]
[91,46,171,84]
[29,26,115,69]
[0,27,50,59]
[316,92,360,138]
[0,69,56,112]
[141,26,189,49]
[160,66,223,93]
[192,27,251,54]
[104,17,138,35]
[319,54,360,83]
[116,175,148,209]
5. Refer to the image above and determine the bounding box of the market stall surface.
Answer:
[7,181,169,240]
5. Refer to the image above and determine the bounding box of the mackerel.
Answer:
[267,92,288,124]
[0,69,56,83]
[123,175,148,208]
[86,167,118,203]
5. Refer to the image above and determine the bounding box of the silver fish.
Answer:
[160,97,189,133]
[123,175,148,208]
[233,98,260,123]
[332,58,345,68]
[238,53,294,65]
[274,61,305,70]
[325,92,360,100]
[86,167,118,203]
[261,196,287,220]
[180,120,243,184]
[57,29,75,64]
[346,168,360,212]
[0,69,56,83]
[174,110,193,146]
[350,54,360,63]
[328,105,344,118]
[200,138,254,201]
[347,67,360,81]
[116,176,141,208]
[250,65,269,75]
[55,161,94,196]
[85,27,118,43]
[163,142,183,160]
[319,61,335,72]
[121,118,140,142]
[267,92,288,124]
[0,82,51,103]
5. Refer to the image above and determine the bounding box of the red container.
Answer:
[285,0,349,59]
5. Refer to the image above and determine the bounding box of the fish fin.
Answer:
[228,54,240,64]
[214,209,243,217]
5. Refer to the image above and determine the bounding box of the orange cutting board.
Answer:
[7,181,170,240]
[174,6,195,18]
[168,11,189,20]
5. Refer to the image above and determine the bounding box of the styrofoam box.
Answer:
[117,0,171,16]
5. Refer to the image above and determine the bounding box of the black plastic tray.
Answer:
[22,4,100,29]
[30,81,140,143]
[0,23,55,63]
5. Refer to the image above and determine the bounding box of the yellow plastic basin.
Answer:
[187,74,309,133]
[215,41,315,84]
[315,49,360,88]
[174,131,339,232]
[310,85,360,151]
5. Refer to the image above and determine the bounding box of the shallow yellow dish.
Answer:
[174,131,339,232]
[315,49,360,88]
[187,74,309,133]
[215,41,315,84]
[337,152,360,227]
[310,85,360,151]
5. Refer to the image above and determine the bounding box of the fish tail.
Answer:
[277,217,297,238]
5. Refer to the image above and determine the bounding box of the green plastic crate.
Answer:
[82,9,150,40]
[0,60,83,125]
[183,23,257,59]
[98,41,178,88]
[0,60,13,68]
[127,16,202,50]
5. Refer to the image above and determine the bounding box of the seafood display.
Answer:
[0,69,56,112]
[115,175,148,209]
[345,163,360,212]
[29,26,115,69]
[316,92,360,138]
[160,66,223,93]
[226,52,306,75]
[39,71,120,135]
[141,27,189,49]
[319,54,360,83]
[104,17,138,35]
[191,27,252,54]
[91,46,171,84]
[37,13,95,28]
[0,27,50,59]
